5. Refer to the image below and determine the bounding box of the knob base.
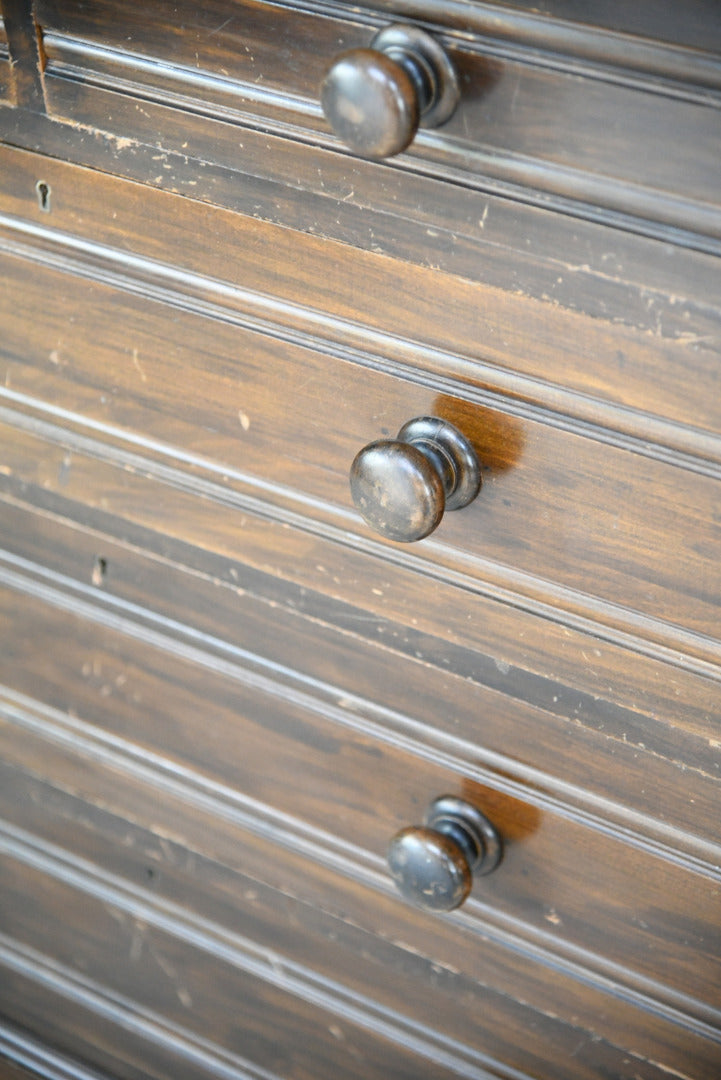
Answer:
[397,416,481,512]
[426,796,502,877]
[370,25,460,130]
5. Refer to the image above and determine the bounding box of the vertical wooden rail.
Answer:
[2,0,46,112]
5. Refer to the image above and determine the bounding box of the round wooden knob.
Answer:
[350,416,481,542]
[388,796,502,912]
[321,24,460,159]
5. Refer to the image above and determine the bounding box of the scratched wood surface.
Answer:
[1,0,720,1078]
[33,0,721,233]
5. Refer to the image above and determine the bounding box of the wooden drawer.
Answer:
[0,488,718,856]
[1,750,717,1080]
[0,498,719,1027]
[1,206,720,648]
[31,0,721,241]
[1,144,720,450]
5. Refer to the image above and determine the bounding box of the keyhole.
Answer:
[35,180,51,212]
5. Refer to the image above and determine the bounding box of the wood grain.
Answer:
[0,144,718,458]
[1,249,720,642]
[0,492,719,868]
[1,411,718,724]
[1,744,719,1079]
[33,0,721,235]
[1,0,45,111]
[1,566,720,1017]
[1,3,720,1077]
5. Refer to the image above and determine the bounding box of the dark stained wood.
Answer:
[0,490,718,862]
[0,751,719,1080]
[1,573,720,1016]
[1,0,45,111]
[31,0,721,236]
[0,248,719,643]
[0,143,718,459]
[1,2,721,1078]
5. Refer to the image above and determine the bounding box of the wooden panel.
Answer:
[0,564,719,1018]
[1,247,720,643]
[3,90,721,361]
[1,414,718,733]
[353,0,721,61]
[0,1,45,111]
[0,1019,115,1080]
[0,145,719,456]
[33,0,721,234]
[0,741,719,1079]
[0,493,719,867]
[5,857,492,1080]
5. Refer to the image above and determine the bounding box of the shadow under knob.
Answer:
[321,24,460,159]
[388,796,502,912]
[350,416,481,542]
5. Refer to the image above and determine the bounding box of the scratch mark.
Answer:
[57,453,72,487]
[510,71,521,115]
[208,15,234,36]
[129,919,146,961]
[132,348,147,382]
[158,837,176,864]
[238,409,250,430]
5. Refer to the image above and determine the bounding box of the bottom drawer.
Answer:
[1,745,718,1080]
[0,564,720,1018]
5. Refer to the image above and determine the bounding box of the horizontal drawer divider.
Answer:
[1,544,719,883]
[1,396,720,682]
[1,751,720,1051]
[1,214,719,472]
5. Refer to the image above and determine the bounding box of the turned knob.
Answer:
[321,24,460,159]
[388,796,502,912]
[350,416,481,542]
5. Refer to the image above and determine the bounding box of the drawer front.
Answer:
[1,144,720,446]
[0,183,720,649]
[0,482,718,856]
[2,750,717,1080]
[32,0,721,234]
[0,503,719,1023]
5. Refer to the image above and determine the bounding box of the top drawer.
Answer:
[32,0,721,238]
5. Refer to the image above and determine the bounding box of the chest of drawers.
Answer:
[0,2,720,1078]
